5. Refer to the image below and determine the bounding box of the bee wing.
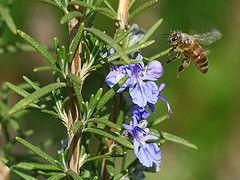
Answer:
[192,30,222,45]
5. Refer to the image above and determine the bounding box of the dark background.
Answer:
[1,0,240,179]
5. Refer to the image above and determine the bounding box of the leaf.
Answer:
[5,82,41,109]
[71,121,83,133]
[15,137,65,170]
[68,1,95,9]
[162,131,198,150]
[106,158,115,176]
[33,66,62,74]
[84,154,124,164]
[60,11,83,24]
[67,73,83,85]
[69,22,84,64]
[97,40,155,65]
[138,18,163,44]
[66,169,83,180]
[96,74,129,112]
[87,117,121,131]
[9,83,66,114]
[128,0,136,11]
[104,0,117,15]
[91,7,117,20]
[115,28,133,43]
[72,81,84,113]
[0,43,33,55]
[0,4,17,34]
[148,48,171,61]
[127,0,158,22]
[111,169,128,180]
[150,129,198,150]
[5,82,29,97]
[40,0,64,13]
[85,28,130,63]
[17,30,57,66]
[47,173,66,180]
[14,162,62,171]
[148,114,168,127]
[90,60,139,70]
[11,166,38,180]
[83,128,134,149]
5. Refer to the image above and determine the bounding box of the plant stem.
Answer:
[101,0,129,179]
[67,1,83,174]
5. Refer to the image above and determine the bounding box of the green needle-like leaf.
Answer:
[47,173,66,180]
[83,128,134,149]
[0,4,17,34]
[5,82,41,109]
[87,117,121,131]
[66,169,83,180]
[6,82,30,97]
[148,114,168,127]
[91,7,117,20]
[11,166,38,180]
[71,121,83,133]
[72,81,84,113]
[67,73,83,85]
[9,83,66,114]
[96,74,129,112]
[84,154,124,164]
[69,22,84,64]
[33,66,62,74]
[96,40,155,65]
[138,18,163,44]
[40,0,64,13]
[15,137,64,170]
[14,162,62,171]
[60,11,83,24]
[148,48,171,61]
[150,129,198,150]
[111,169,128,180]
[17,30,57,66]
[68,1,95,9]
[85,28,130,63]
[115,28,133,43]
[127,0,158,22]
[162,131,198,150]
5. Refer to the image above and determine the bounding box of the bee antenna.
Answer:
[166,22,172,33]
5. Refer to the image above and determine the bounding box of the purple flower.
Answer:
[122,119,162,167]
[129,60,163,107]
[132,106,150,121]
[148,83,173,117]
[105,64,133,92]
[104,49,164,108]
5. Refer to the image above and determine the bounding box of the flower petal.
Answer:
[138,146,153,167]
[145,61,164,79]
[143,134,159,141]
[158,94,173,117]
[122,124,133,136]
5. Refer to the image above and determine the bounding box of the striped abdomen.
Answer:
[186,44,208,73]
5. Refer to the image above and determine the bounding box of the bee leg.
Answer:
[163,52,181,66]
[166,46,177,57]
[176,58,191,77]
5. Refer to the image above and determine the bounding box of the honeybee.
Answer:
[163,28,222,77]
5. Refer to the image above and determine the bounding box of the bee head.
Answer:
[167,30,181,45]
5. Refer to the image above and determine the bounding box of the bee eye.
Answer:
[172,35,178,42]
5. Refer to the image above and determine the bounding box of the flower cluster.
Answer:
[103,27,172,169]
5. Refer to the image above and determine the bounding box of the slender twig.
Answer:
[101,0,129,179]
[67,0,83,174]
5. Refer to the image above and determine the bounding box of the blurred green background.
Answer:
[1,0,240,179]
